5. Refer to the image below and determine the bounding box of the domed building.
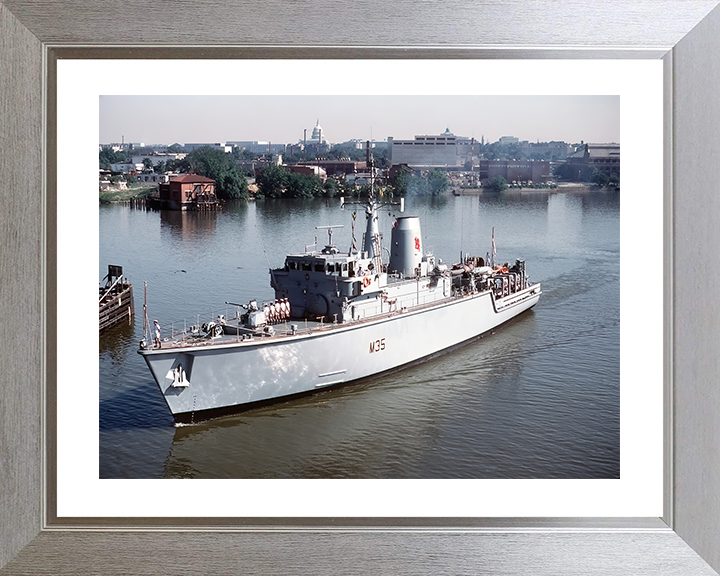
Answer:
[300,119,330,154]
[310,119,326,144]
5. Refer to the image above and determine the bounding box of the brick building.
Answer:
[475,159,551,184]
[157,174,218,210]
[300,160,366,177]
[565,143,620,181]
[287,165,327,180]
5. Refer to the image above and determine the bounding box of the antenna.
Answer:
[315,225,344,246]
[255,220,277,286]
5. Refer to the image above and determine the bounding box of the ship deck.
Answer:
[148,290,465,352]
[141,282,541,355]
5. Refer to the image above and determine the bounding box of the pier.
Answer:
[99,265,134,331]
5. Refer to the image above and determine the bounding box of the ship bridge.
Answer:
[271,242,388,321]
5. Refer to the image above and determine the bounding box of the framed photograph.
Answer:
[69,66,649,515]
[2,1,720,574]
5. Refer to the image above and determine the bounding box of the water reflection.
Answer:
[162,313,534,479]
[99,317,136,358]
[160,209,219,239]
[547,192,583,251]
[100,379,174,430]
[100,192,620,479]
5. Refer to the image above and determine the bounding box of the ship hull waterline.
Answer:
[139,284,541,425]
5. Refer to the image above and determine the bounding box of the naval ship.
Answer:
[138,156,541,424]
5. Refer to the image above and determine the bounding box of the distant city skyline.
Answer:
[100,95,619,147]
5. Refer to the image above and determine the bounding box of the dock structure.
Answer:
[99,265,134,331]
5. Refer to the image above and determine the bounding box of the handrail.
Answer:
[99,274,124,302]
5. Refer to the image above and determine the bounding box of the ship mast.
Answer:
[340,140,403,270]
[363,140,382,272]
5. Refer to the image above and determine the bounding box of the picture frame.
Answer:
[2,1,720,573]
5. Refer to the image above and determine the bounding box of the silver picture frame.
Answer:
[2,1,720,573]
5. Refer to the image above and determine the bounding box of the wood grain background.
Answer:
[2,1,720,574]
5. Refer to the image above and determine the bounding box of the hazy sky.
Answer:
[99,95,619,146]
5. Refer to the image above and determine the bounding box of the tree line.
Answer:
[391,169,449,196]
[553,163,620,188]
[100,146,251,200]
[255,164,450,199]
[101,145,452,200]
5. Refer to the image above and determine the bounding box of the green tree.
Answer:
[186,146,249,200]
[406,174,428,196]
[324,178,340,197]
[426,169,450,196]
[285,172,324,198]
[337,178,355,198]
[591,168,610,187]
[166,157,190,173]
[232,147,258,161]
[99,148,130,170]
[216,170,249,200]
[393,170,410,196]
[142,158,154,172]
[553,162,574,180]
[392,169,449,197]
[154,160,166,174]
[256,163,290,198]
[487,175,508,192]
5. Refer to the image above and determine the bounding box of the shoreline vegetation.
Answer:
[100,182,615,204]
[98,181,614,204]
[100,146,619,205]
[99,183,157,204]
[452,182,615,195]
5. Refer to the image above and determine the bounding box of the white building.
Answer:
[184,143,232,153]
[110,162,143,173]
[131,153,186,166]
[338,139,385,150]
[100,143,128,152]
[498,136,519,146]
[518,140,571,159]
[388,129,475,168]
[297,120,330,154]
[227,141,286,154]
[134,173,170,183]
[305,120,327,145]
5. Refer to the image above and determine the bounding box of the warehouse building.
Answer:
[388,129,476,168]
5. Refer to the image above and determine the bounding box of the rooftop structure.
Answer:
[184,143,232,153]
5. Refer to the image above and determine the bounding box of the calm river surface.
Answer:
[99,191,619,479]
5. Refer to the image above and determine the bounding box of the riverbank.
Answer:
[452,183,607,196]
[99,184,157,204]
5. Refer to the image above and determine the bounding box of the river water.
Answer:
[99,191,619,479]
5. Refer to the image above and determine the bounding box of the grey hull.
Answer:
[139,285,541,424]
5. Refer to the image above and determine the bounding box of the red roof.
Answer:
[170,174,216,184]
